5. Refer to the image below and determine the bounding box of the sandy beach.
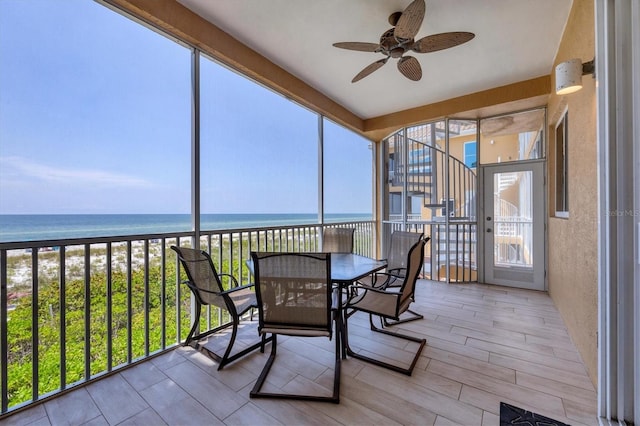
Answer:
[5,240,181,290]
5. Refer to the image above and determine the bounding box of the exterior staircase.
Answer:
[387,135,478,281]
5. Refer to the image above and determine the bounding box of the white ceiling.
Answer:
[177,0,572,120]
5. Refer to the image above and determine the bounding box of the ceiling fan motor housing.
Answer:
[379,28,413,58]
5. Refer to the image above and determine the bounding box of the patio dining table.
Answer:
[246,253,387,358]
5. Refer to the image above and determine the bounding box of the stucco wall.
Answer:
[547,0,598,386]
[479,134,520,164]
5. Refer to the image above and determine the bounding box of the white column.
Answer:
[596,0,640,423]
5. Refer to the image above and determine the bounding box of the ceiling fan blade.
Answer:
[397,56,422,81]
[332,42,380,52]
[394,0,426,40]
[352,58,388,83]
[412,32,475,53]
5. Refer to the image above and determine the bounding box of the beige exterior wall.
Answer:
[480,134,520,164]
[547,0,598,385]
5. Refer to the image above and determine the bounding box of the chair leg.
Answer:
[250,333,340,403]
[260,333,267,353]
[189,310,272,370]
[184,302,202,348]
[344,312,426,376]
[216,323,274,370]
[382,309,424,326]
[217,317,240,370]
[250,334,278,398]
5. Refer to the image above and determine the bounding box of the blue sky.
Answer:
[0,0,372,215]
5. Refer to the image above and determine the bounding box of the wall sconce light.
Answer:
[555,58,595,95]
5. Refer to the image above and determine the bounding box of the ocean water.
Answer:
[0,213,372,243]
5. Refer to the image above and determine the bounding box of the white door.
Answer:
[482,161,545,290]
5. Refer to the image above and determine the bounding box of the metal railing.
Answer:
[0,220,374,417]
[384,221,478,283]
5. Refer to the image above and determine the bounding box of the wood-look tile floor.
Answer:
[3,281,598,426]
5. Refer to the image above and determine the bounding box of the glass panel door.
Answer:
[482,161,545,290]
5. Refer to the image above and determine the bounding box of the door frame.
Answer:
[478,159,547,290]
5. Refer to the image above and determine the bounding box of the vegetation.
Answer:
[5,248,192,405]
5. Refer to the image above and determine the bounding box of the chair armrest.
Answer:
[218,283,255,296]
[348,283,394,296]
[380,269,404,288]
[386,267,405,276]
[357,272,395,289]
[218,273,240,288]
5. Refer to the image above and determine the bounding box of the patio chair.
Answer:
[363,231,424,288]
[249,252,340,403]
[322,227,355,253]
[344,238,427,375]
[359,231,428,325]
[171,245,270,370]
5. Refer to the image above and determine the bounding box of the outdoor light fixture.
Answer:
[555,58,595,95]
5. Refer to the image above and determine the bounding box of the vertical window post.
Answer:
[555,110,569,217]
[191,49,201,243]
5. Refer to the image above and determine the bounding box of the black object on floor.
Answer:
[500,402,570,426]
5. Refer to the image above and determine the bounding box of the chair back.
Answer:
[251,252,333,337]
[387,231,424,274]
[171,246,226,310]
[397,238,428,314]
[322,227,355,253]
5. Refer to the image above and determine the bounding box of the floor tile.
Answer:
[117,407,168,426]
[85,374,149,425]
[43,388,101,426]
[138,378,224,425]
[2,404,48,426]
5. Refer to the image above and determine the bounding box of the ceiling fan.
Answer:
[333,0,475,83]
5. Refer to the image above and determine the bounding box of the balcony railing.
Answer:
[0,220,375,418]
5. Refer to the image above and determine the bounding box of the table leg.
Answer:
[340,283,350,359]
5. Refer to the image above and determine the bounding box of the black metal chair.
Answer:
[360,231,428,325]
[322,227,355,253]
[250,252,340,403]
[344,238,427,375]
[171,245,269,370]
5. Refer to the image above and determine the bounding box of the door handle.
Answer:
[486,216,492,221]
[487,228,492,233]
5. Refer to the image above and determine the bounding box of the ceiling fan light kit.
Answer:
[333,0,475,83]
